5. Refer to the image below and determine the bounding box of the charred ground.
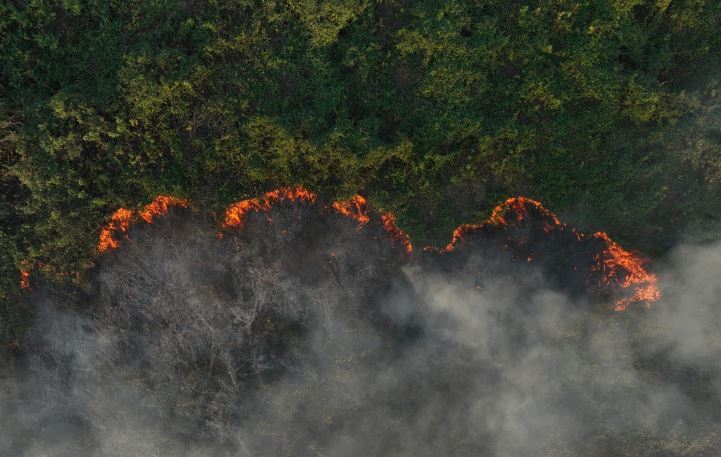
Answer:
[3,190,718,457]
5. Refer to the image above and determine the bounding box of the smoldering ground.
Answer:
[2,199,721,457]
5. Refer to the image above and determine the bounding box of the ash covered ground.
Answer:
[2,192,721,456]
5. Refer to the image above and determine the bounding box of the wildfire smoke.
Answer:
[6,188,721,457]
[93,190,659,310]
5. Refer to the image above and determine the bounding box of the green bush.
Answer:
[1,0,721,320]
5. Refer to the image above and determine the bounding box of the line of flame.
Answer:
[381,212,413,254]
[440,197,660,309]
[331,195,371,225]
[221,187,317,230]
[97,196,188,253]
[591,232,661,311]
[19,269,30,290]
[95,191,659,310]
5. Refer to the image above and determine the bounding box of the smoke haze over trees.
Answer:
[2,198,721,456]
[2,1,721,455]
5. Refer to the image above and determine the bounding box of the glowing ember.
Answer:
[437,196,660,309]
[222,187,317,230]
[98,196,188,253]
[443,224,481,252]
[443,197,565,252]
[95,189,660,310]
[490,197,563,233]
[332,195,370,225]
[139,195,189,223]
[381,212,413,254]
[19,269,30,290]
[98,207,134,253]
[591,232,661,311]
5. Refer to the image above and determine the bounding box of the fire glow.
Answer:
[332,195,371,225]
[489,196,562,230]
[592,232,661,311]
[19,269,30,290]
[447,197,568,252]
[435,197,659,310]
[98,196,189,253]
[222,187,317,231]
[93,190,659,310]
[381,212,413,255]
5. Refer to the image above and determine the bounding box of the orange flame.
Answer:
[98,207,134,253]
[18,259,32,290]
[98,195,189,253]
[222,189,413,255]
[19,269,30,290]
[95,190,659,310]
[139,195,189,223]
[591,232,661,311]
[443,224,482,252]
[332,195,370,225]
[222,187,317,230]
[381,212,413,254]
[490,197,563,233]
[333,195,413,254]
[440,197,660,309]
[444,197,565,252]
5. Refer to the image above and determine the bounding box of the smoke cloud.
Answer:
[2,197,720,456]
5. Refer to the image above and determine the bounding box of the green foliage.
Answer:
[1,0,721,322]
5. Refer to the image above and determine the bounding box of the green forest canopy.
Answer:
[1,0,721,318]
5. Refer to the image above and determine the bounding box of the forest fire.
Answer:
[487,196,571,245]
[332,195,412,254]
[381,212,413,255]
[222,190,411,254]
[97,208,134,253]
[95,190,660,310]
[332,195,371,225]
[97,196,189,253]
[443,197,569,252]
[591,232,661,311]
[434,196,660,310]
[443,224,480,252]
[221,187,317,230]
[139,195,189,223]
[489,196,562,230]
[19,269,30,290]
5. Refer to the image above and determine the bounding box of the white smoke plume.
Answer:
[1,200,720,456]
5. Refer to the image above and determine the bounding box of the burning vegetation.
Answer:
[94,190,659,310]
[12,188,718,457]
[427,196,659,310]
[332,195,371,225]
[221,187,317,231]
[97,196,189,253]
[18,268,30,291]
[592,231,661,311]
[381,212,414,255]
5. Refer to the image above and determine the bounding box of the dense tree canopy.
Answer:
[1,0,721,332]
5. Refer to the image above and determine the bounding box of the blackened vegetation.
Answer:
[3,198,718,456]
[422,197,647,304]
[65,198,425,453]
